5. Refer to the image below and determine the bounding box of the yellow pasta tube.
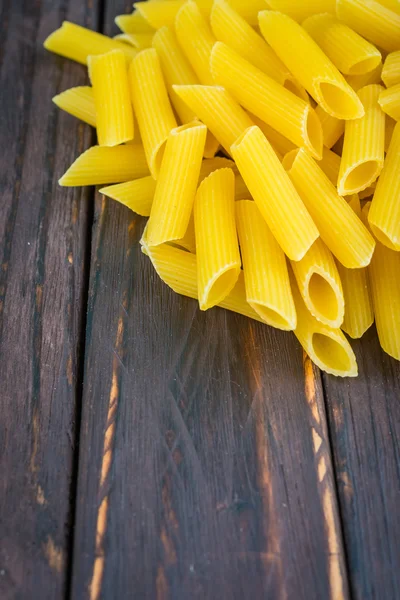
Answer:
[115,12,155,34]
[88,50,134,147]
[99,177,156,216]
[382,51,400,87]
[363,203,400,360]
[210,0,290,84]
[303,14,382,76]
[43,21,137,65]
[52,86,96,128]
[336,0,400,53]
[317,148,341,186]
[114,33,154,49]
[194,169,241,310]
[171,214,196,254]
[227,0,267,25]
[175,1,216,85]
[314,105,345,149]
[376,0,400,14]
[385,117,396,152]
[235,175,251,201]
[199,157,236,180]
[152,27,198,124]
[236,200,296,330]
[146,122,207,246]
[335,195,374,339]
[173,85,253,154]
[130,49,177,179]
[265,0,336,22]
[338,85,385,196]
[259,11,364,120]
[291,239,344,328]
[210,43,323,159]
[368,122,400,251]
[346,63,383,92]
[283,148,375,268]
[59,145,149,186]
[359,184,376,199]
[231,127,319,261]
[135,1,185,28]
[378,84,400,121]
[141,242,264,323]
[290,271,358,377]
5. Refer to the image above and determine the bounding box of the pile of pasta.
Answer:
[44,0,400,378]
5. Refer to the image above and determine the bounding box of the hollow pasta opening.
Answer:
[369,224,399,251]
[347,56,381,76]
[203,266,239,310]
[308,273,340,324]
[251,303,294,331]
[282,148,300,172]
[305,108,323,159]
[342,161,380,194]
[312,332,352,373]
[318,82,362,119]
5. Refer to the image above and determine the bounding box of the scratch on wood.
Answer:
[68,252,73,265]
[43,536,64,573]
[66,354,73,387]
[303,353,348,600]
[30,406,39,474]
[156,565,168,600]
[89,316,124,600]
[36,485,47,505]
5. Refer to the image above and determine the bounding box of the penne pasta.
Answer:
[382,51,400,88]
[315,105,345,149]
[234,175,251,201]
[100,176,156,216]
[345,63,383,92]
[88,50,134,147]
[130,49,177,179]
[210,42,323,159]
[146,122,207,246]
[141,242,265,323]
[199,157,236,180]
[152,26,198,124]
[283,148,375,268]
[43,21,137,65]
[375,0,400,14]
[338,84,385,196]
[336,195,374,339]
[114,33,154,49]
[227,0,267,25]
[265,0,336,22]
[231,126,319,261]
[258,11,365,120]
[173,85,254,154]
[317,148,341,186]
[363,203,400,361]
[290,270,358,377]
[135,1,185,29]
[210,0,291,85]
[115,12,155,34]
[236,200,296,330]
[359,183,376,199]
[336,0,400,53]
[52,86,96,128]
[194,169,241,310]
[378,84,400,121]
[59,144,149,186]
[303,14,381,76]
[291,238,344,328]
[175,1,216,85]
[368,122,400,251]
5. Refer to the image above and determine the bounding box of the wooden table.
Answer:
[1,1,399,598]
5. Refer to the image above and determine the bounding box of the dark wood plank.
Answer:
[323,328,400,600]
[0,1,99,597]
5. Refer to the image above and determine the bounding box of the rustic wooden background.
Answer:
[0,1,399,599]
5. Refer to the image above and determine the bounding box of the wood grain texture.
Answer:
[0,1,98,597]
[323,328,400,600]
